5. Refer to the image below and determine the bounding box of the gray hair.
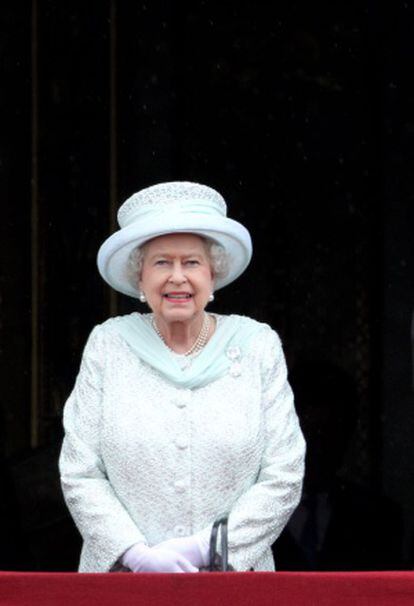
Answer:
[127,237,230,288]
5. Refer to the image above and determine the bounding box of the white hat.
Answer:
[97,181,252,298]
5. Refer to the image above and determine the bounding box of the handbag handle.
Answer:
[209,514,230,571]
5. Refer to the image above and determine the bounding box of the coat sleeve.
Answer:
[226,327,306,570]
[59,325,146,572]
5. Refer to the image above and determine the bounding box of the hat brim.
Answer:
[97,212,252,298]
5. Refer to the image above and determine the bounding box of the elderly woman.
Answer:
[59,181,305,573]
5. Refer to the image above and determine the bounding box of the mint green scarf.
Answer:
[115,313,264,389]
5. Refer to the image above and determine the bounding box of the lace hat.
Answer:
[97,181,252,298]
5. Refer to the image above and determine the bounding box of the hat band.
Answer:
[120,198,226,227]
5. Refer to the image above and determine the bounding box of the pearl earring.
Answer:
[139,292,147,303]
[208,293,215,302]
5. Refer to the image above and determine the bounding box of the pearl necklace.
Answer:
[151,313,211,357]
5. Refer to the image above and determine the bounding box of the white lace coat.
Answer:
[59,314,305,572]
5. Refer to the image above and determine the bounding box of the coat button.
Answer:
[174,399,187,408]
[174,480,186,493]
[176,439,188,449]
[174,525,186,536]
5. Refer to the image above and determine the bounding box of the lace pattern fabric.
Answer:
[59,313,305,572]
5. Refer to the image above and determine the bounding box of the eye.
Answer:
[154,259,169,266]
[185,259,200,266]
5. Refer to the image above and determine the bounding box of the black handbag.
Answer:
[199,514,234,572]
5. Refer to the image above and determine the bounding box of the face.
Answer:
[139,233,215,325]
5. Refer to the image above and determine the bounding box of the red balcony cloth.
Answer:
[1,571,414,606]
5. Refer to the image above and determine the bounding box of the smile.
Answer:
[163,293,193,301]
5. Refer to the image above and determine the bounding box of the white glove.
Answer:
[121,542,198,573]
[156,533,210,569]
